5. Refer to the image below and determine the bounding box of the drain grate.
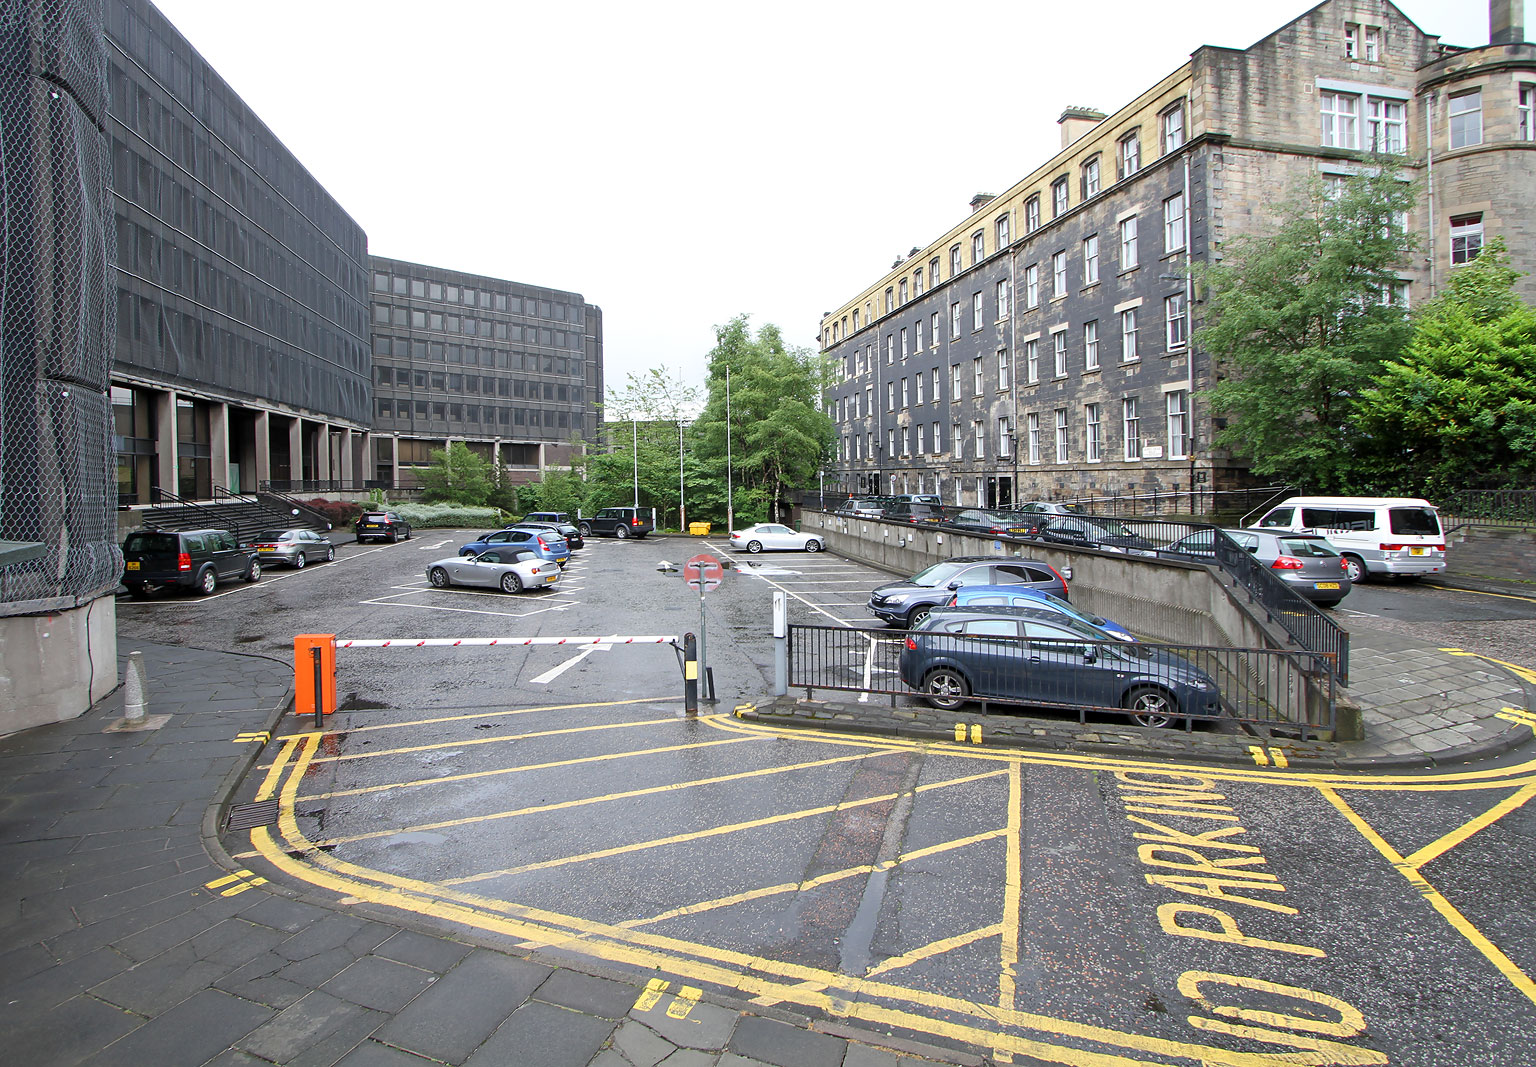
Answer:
[225,799,279,830]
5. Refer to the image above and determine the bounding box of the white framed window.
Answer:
[930,256,941,284]
[1082,156,1101,199]
[930,311,940,345]
[852,309,860,332]
[998,417,1011,458]
[1025,338,1039,383]
[915,371,925,406]
[972,230,985,264]
[1167,391,1189,459]
[913,267,923,296]
[1085,404,1102,462]
[1521,84,1535,142]
[1321,91,1360,149]
[865,384,873,414]
[1450,214,1483,264]
[1024,264,1039,308]
[887,428,895,458]
[900,326,908,356]
[900,377,909,408]
[1161,103,1185,154]
[996,213,1010,248]
[865,431,872,458]
[1165,292,1187,349]
[1367,98,1406,154]
[971,291,984,330]
[900,426,910,456]
[951,363,962,399]
[1025,196,1041,233]
[1344,22,1359,58]
[886,382,895,411]
[1120,215,1139,269]
[996,278,1011,319]
[1052,251,1067,296]
[915,423,925,455]
[950,302,961,339]
[1378,280,1410,308]
[972,356,983,395]
[1084,320,1099,370]
[931,366,940,400]
[886,335,895,364]
[1052,177,1069,217]
[1164,193,1186,253]
[950,244,963,276]
[1123,398,1142,460]
[1027,414,1041,464]
[1053,330,1068,378]
[998,347,1010,390]
[884,287,894,314]
[1450,90,1482,149]
[1118,132,1141,178]
[899,279,908,305]
[972,420,984,460]
[1083,234,1100,285]
[1121,308,1139,362]
[915,318,923,350]
[1364,25,1380,61]
[1054,409,1068,463]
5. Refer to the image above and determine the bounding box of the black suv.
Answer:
[867,556,1070,628]
[580,507,653,539]
[355,510,412,543]
[121,528,260,597]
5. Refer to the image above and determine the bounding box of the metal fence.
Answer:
[0,1,120,614]
[1441,489,1536,528]
[788,624,1337,738]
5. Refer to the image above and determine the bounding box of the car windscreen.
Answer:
[1389,507,1441,536]
[361,513,389,521]
[909,561,969,587]
[255,530,290,541]
[1279,537,1339,557]
[123,532,178,553]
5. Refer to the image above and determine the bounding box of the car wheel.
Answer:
[325,546,335,562]
[1125,686,1178,729]
[805,539,822,552]
[197,567,218,596]
[127,581,149,599]
[906,604,932,629]
[388,530,399,543]
[922,668,969,710]
[500,572,522,593]
[429,567,450,588]
[579,523,592,537]
[746,540,762,553]
[615,524,629,539]
[293,552,306,569]
[244,560,261,583]
[404,527,412,540]
[1342,555,1366,584]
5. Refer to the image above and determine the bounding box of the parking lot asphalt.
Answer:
[3,534,1536,1067]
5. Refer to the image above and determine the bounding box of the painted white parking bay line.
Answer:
[529,644,612,684]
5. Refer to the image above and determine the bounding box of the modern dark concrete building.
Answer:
[368,257,602,487]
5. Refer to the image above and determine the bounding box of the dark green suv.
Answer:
[121,528,261,597]
[579,507,653,539]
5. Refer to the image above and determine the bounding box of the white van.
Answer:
[1252,497,1445,583]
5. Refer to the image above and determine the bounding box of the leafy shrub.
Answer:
[391,502,501,528]
[300,498,363,526]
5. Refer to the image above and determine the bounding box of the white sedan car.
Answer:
[729,523,824,554]
[425,548,560,593]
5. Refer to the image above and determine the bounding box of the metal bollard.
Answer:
[772,590,788,697]
[123,650,148,722]
[683,633,698,716]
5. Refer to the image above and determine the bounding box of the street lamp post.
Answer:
[724,365,733,534]
[631,419,639,509]
[677,419,686,534]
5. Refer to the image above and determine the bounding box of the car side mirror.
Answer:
[946,580,963,590]
[1083,646,1099,664]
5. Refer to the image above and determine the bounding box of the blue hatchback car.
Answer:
[460,528,570,567]
[945,584,1136,641]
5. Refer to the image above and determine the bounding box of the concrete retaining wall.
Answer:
[0,598,118,734]
[1446,525,1535,584]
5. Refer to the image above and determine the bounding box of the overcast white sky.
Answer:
[148,0,1490,393]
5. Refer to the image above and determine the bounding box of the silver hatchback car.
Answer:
[1167,528,1352,607]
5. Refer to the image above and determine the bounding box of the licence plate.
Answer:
[125,561,139,570]
[1410,547,1426,556]
[258,547,275,552]
[1316,582,1340,590]
[546,574,558,583]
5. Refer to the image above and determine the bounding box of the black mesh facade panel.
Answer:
[104,0,370,426]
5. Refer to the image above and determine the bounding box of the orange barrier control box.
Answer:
[294,634,337,717]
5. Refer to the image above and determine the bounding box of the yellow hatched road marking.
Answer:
[1404,783,1536,869]
[271,695,682,743]
[1248,746,1269,766]
[1439,648,1536,685]
[998,761,1023,1062]
[633,978,669,1011]
[301,716,683,766]
[665,985,702,1019]
[865,924,1006,978]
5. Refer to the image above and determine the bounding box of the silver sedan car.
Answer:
[729,523,825,553]
[252,528,334,568]
[425,548,560,593]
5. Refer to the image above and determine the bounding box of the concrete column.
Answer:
[339,429,354,488]
[288,418,304,487]
[254,409,271,489]
[492,438,501,472]
[538,442,548,473]
[316,423,333,482]
[153,389,178,498]
[210,401,229,492]
[355,430,371,486]
[390,435,400,489]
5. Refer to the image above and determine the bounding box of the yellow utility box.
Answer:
[689,522,711,536]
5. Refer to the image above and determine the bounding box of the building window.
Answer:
[1166,292,1187,348]
[1344,22,1359,57]
[972,420,985,460]
[996,278,1011,319]
[1164,193,1186,253]
[972,230,985,264]
[952,363,962,399]
[1520,84,1535,141]
[1027,414,1041,464]
[1053,330,1068,378]
[1118,131,1141,178]
[969,291,983,330]
[1085,404,1102,462]
[999,417,1012,458]
[973,356,983,395]
[1167,391,1189,459]
[996,213,1010,248]
[931,366,940,399]
[886,383,895,411]
[885,287,894,314]
[931,312,940,344]
[1364,25,1381,61]
[1024,264,1039,308]
[1084,320,1099,370]
[1054,409,1069,462]
[930,256,941,284]
[1052,177,1069,217]
[915,318,924,350]
[1052,251,1067,296]
[900,427,909,456]
[916,370,925,405]
[998,347,1010,390]
[1321,91,1360,149]
[1120,215,1138,269]
[900,326,909,356]
[887,428,896,458]
[951,244,963,276]
[1367,98,1406,153]
[1083,234,1099,285]
[950,302,962,339]
[1025,196,1041,233]
[899,279,909,304]
[887,335,896,364]
[1025,339,1039,383]
[852,309,860,332]
[1161,102,1185,154]
[1121,308,1139,361]
[1450,214,1483,264]
[1449,90,1482,149]
[915,423,925,454]
[1123,398,1142,460]
[1081,156,1101,199]
[913,268,923,296]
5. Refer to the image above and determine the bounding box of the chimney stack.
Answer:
[1058,106,1107,149]
[969,193,995,212]
[1490,0,1525,45]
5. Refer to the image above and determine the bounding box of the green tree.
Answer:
[585,367,700,529]
[1199,169,1418,490]
[1349,240,1536,495]
[420,442,492,505]
[693,315,835,525]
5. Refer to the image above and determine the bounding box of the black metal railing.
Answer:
[1209,530,1350,684]
[1441,488,1536,528]
[788,624,1336,737]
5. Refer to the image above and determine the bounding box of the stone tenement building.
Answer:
[819,0,1535,507]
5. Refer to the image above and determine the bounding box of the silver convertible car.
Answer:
[425,548,560,594]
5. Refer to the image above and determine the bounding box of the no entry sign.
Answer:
[684,553,724,592]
